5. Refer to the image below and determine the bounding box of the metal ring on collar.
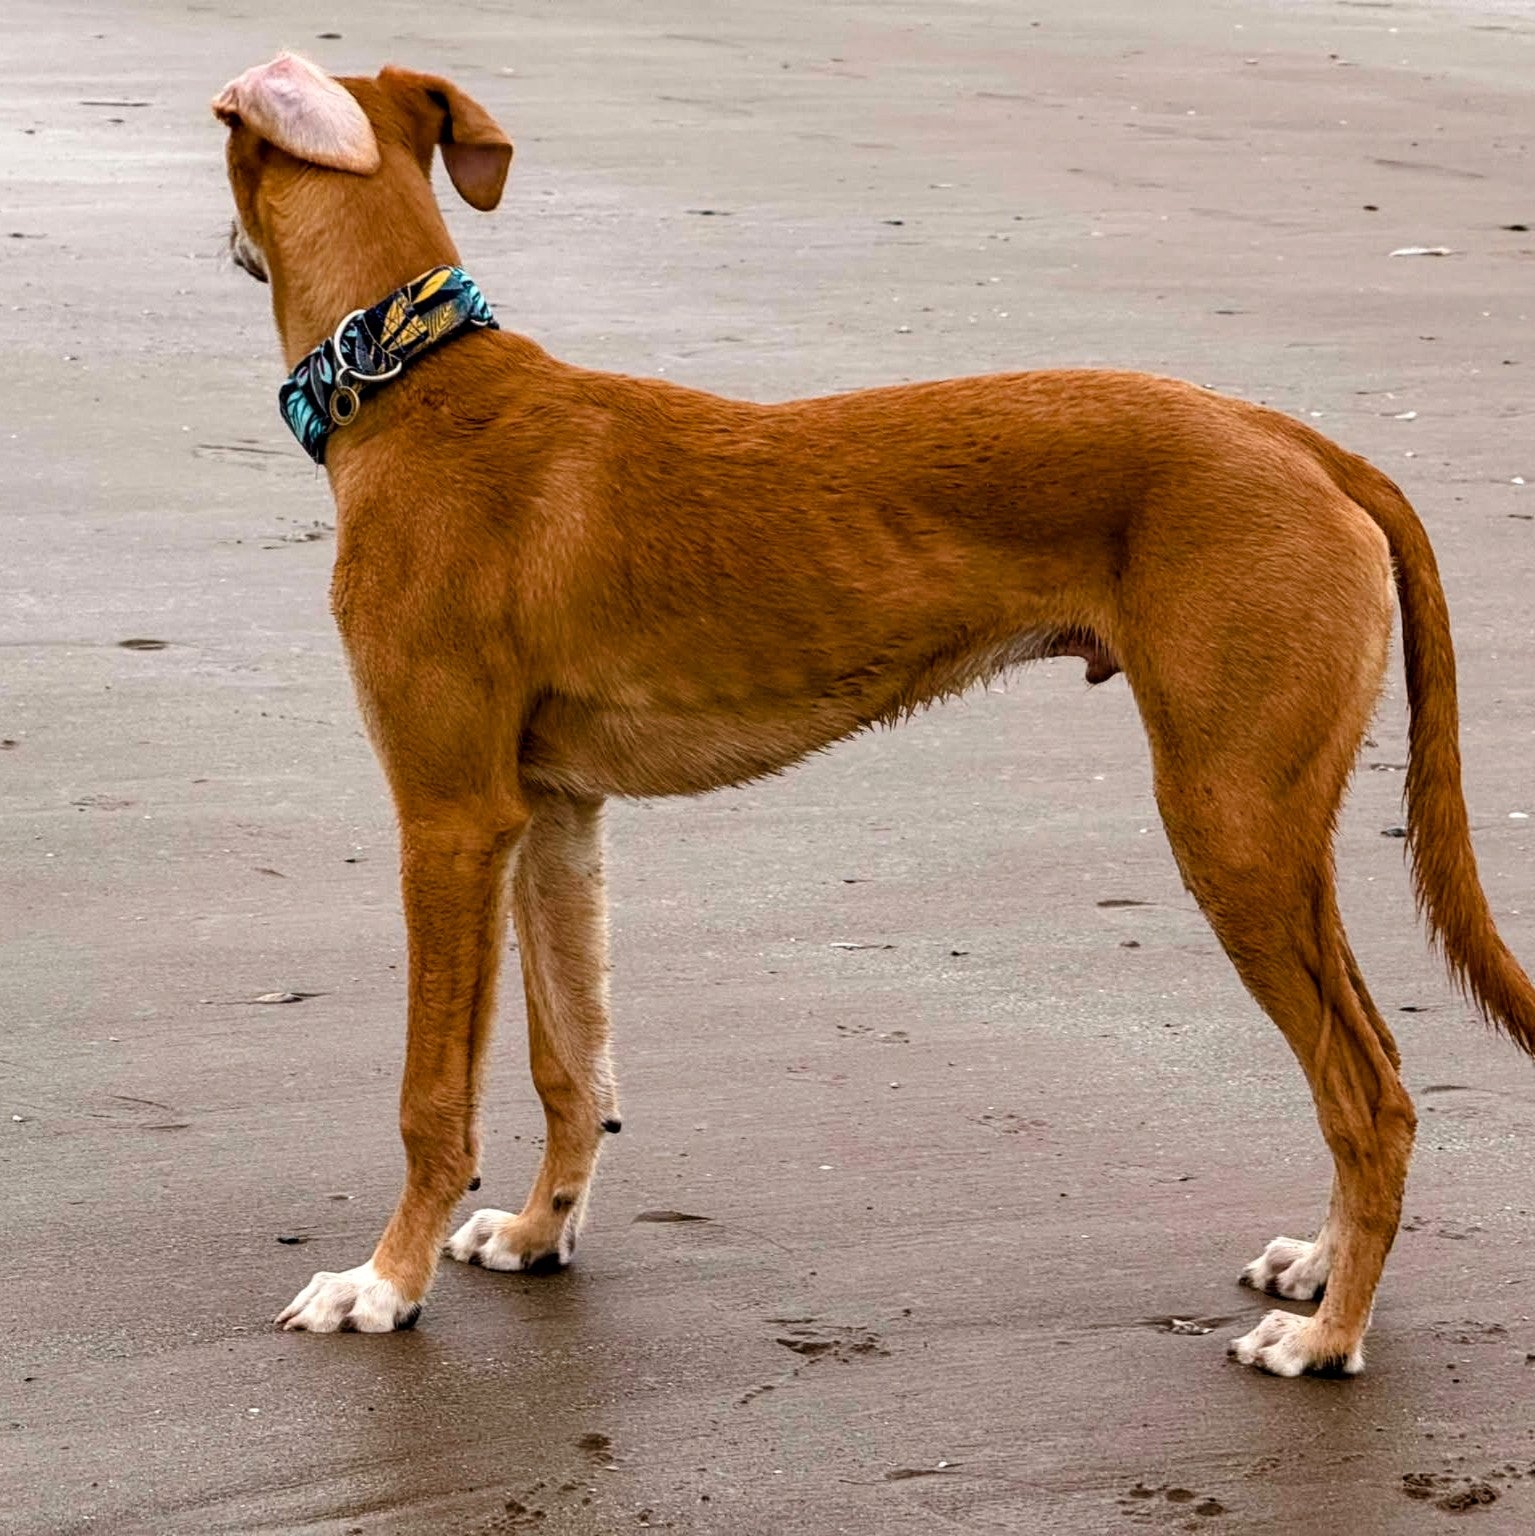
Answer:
[328,383,362,427]
[330,308,405,386]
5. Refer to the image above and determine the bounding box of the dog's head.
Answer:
[211,53,512,287]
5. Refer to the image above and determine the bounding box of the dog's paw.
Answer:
[1240,1234,1329,1300]
[275,1261,421,1333]
[1227,1309,1363,1377]
[446,1206,574,1272]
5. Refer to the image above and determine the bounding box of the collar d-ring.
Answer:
[277,266,499,465]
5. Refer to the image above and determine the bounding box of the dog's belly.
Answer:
[521,698,870,798]
[518,626,1116,799]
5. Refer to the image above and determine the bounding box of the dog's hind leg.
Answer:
[1127,484,1415,1375]
[1238,928,1404,1304]
[1152,758,1416,1375]
[447,796,618,1272]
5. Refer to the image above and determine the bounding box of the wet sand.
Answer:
[3,1,1534,1531]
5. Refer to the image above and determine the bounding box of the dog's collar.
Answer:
[277,265,498,464]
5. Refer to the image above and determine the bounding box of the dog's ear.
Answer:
[212,52,380,175]
[377,66,513,211]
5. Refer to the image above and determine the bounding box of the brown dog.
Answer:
[214,53,1534,1375]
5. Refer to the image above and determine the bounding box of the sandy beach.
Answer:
[3,1,1534,1530]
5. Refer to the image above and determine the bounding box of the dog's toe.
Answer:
[1239,1235,1329,1301]
[446,1207,572,1273]
[1227,1309,1362,1377]
[445,1208,502,1265]
[276,1261,420,1333]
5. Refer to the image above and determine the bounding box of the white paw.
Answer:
[1227,1309,1363,1377]
[446,1206,574,1272]
[275,1261,421,1333]
[1240,1234,1330,1300]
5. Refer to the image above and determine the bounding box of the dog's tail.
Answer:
[1320,439,1535,1057]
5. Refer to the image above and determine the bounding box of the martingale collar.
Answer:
[278,265,498,464]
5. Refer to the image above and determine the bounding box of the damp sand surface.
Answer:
[4,1,1535,1531]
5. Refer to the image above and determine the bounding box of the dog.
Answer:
[213,52,1535,1375]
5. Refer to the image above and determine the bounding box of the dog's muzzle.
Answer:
[229,219,268,283]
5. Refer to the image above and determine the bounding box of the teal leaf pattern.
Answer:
[276,266,499,464]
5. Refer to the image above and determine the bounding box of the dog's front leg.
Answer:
[278,812,524,1331]
[448,795,618,1272]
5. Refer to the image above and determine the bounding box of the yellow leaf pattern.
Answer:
[279,266,498,464]
[414,267,451,303]
[380,295,408,343]
[390,316,426,351]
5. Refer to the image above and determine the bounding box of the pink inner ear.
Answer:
[215,52,380,175]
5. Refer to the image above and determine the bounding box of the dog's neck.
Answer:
[266,175,466,369]
[270,252,461,370]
